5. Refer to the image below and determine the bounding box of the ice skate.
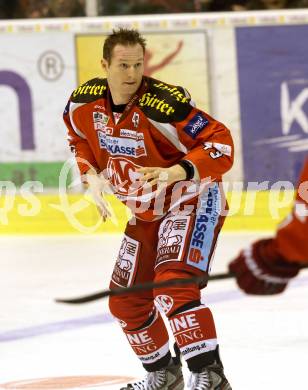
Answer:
[120,358,184,390]
[187,346,231,390]
[188,361,231,390]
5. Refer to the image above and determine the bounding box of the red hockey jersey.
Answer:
[63,76,234,221]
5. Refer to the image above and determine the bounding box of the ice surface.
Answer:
[0,233,307,389]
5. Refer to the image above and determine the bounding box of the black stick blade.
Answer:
[55,272,234,304]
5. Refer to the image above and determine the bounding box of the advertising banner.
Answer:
[236,25,308,185]
[0,32,76,185]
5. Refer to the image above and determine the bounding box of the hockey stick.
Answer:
[55,271,234,304]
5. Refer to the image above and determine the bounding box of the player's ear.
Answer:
[101,58,108,72]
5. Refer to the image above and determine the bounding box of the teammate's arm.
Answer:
[229,159,308,295]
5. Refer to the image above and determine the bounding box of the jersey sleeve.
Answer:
[63,99,99,175]
[172,98,234,182]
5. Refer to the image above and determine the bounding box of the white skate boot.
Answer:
[120,358,184,390]
[187,362,232,390]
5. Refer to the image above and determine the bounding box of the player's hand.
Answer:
[228,239,301,295]
[84,169,114,222]
[136,164,187,190]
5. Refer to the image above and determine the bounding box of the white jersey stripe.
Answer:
[69,102,87,139]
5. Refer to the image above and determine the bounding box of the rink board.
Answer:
[0,191,293,234]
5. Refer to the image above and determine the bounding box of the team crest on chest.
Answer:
[106,157,143,196]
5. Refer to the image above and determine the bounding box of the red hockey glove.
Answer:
[228,239,301,295]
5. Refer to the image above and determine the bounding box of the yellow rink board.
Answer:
[0,191,293,235]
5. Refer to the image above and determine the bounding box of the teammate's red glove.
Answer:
[228,239,301,295]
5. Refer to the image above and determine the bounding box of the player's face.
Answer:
[101,44,144,104]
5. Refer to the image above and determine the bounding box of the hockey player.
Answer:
[229,158,308,295]
[63,29,234,390]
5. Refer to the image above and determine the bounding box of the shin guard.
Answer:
[169,305,218,372]
[123,309,171,371]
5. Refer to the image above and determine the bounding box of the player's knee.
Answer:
[109,294,154,329]
[153,268,201,318]
[109,294,134,320]
[108,294,121,319]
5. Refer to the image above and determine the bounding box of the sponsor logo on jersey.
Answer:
[72,83,106,97]
[187,186,220,271]
[132,112,140,127]
[203,142,232,157]
[188,215,208,265]
[155,295,174,315]
[94,123,103,130]
[126,330,153,346]
[93,112,110,131]
[93,111,109,124]
[170,312,209,359]
[111,235,140,288]
[97,131,147,158]
[170,313,199,333]
[155,216,191,268]
[139,92,176,116]
[183,112,209,139]
[126,330,159,358]
[118,319,127,328]
[105,127,113,135]
[153,82,190,103]
[120,129,144,140]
